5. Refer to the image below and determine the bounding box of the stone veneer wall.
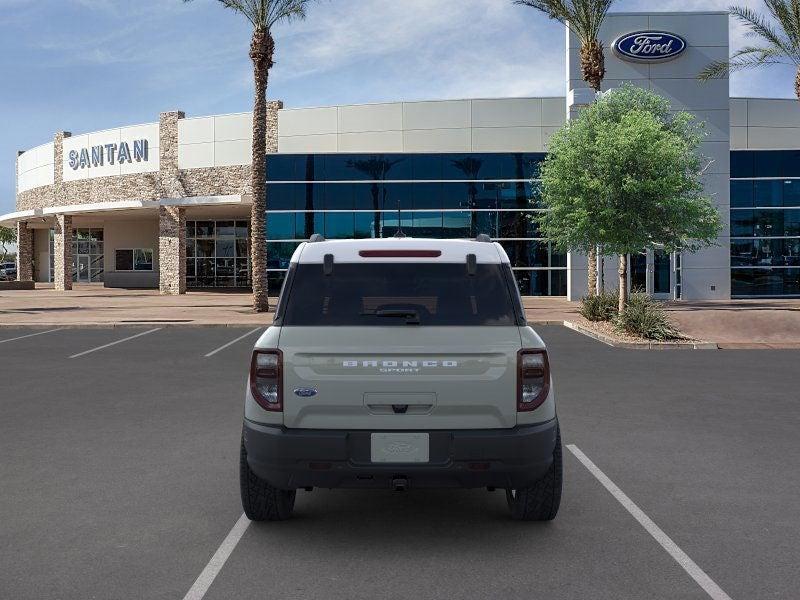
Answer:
[15,102,282,293]
[53,214,73,291]
[15,222,33,281]
[158,206,186,294]
[16,102,283,211]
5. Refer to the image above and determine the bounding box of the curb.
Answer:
[562,321,718,350]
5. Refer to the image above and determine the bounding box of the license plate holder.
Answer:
[370,433,429,463]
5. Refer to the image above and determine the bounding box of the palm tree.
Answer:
[185,0,313,312]
[515,0,616,296]
[699,2,800,101]
[348,157,405,238]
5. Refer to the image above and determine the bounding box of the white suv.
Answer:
[240,237,562,521]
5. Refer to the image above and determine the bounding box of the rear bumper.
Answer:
[242,418,559,490]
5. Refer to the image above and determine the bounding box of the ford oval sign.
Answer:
[613,31,687,63]
[294,387,318,397]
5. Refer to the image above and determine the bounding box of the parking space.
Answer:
[1,325,799,599]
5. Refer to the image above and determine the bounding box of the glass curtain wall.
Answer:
[731,151,800,297]
[264,153,567,295]
[186,220,251,288]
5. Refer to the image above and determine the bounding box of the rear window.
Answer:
[280,263,520,326]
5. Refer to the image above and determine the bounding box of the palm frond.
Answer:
[730,5,800,64]
[188,0,310,30]
[515,0,616,43]
[699,46,789,80]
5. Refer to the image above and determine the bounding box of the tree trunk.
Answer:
[250,29,274,313]
[587,246,597,297]
[580,40,605,93]
[795,67,800,102]
[580,40,604,296]
[598,247,605,293]
[618,254,628,314]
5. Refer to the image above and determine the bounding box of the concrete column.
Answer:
[16,221,33,282]
[159,205,186,295]
[53,214,73,291]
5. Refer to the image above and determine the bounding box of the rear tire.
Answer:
[506,426,562,521]
[240,438,296,521]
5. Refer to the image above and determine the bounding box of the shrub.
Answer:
[614,293,684,340]
[580,290,619,322]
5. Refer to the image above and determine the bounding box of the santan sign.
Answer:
[613,31,687,62]
[68,139,149,170]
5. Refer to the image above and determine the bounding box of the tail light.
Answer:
[250,349,283,411]
[517,349,550,411]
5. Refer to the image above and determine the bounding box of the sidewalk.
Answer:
[1,285,799,347]
[0,284,273,327]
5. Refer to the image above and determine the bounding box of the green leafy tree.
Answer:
[699,2,800,100]
[515,0,616,294]
[184,0,314,311]
[536,85,722,313]
[0,226,15,263]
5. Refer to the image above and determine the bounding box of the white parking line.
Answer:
[0,329,63,345]
[567,444,733,600]
[68,328,162,359]
[204,328,261,358]
[182,513,251,600]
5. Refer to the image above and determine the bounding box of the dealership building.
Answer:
[4,10,800,299]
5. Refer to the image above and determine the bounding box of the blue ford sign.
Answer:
[613,31,687,62]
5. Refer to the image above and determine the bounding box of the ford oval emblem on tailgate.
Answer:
[294,387,318,397]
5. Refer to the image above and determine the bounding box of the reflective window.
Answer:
[263,153,562,294]
[187,220,250,288]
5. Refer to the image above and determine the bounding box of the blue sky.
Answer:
[1,0,797,215]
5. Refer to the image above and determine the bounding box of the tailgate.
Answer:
[279,326,522,429]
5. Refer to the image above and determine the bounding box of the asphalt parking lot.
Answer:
[1,325,799,599]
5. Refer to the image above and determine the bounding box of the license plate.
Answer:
[370,433,429,463]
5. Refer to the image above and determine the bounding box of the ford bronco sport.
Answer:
[240,236,562,521]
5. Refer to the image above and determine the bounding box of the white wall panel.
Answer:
[471,98,542,128]
[278,134,338,153]
[648,13,729,48]
[541,98,566,126]
[338,103,403,133]
[214,139,250,166]
[746,127,800,149]
[278,107,338,137]
[650,78,729,111]
[729,99,748,127]
[472,127,543,152]
[403,100,471,130]
[214,113,251,142]
[402,128,471,153]
[691,110,729,142]
[747,98,800,128]
[337,131,403,152]
[179,117,214,144]
[730,126,748,149]
[178,142,214,169]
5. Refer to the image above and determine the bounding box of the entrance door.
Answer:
[77,256,90,282]
[652,249,672,299]
[630,253,647,293]
[626,249,673,299]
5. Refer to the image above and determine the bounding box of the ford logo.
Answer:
[293,387,318,397]
[613,31,686,63]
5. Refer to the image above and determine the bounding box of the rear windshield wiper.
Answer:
[362,309,421,324]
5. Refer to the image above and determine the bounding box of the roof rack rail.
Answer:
[309,233,326,243]
[476,234,492,243]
